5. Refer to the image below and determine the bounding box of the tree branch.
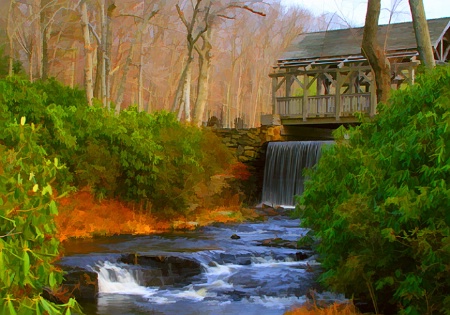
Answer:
[88,23,101,45]
[228,4,266,17]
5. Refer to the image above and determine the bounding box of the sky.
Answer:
[280,0,450,27]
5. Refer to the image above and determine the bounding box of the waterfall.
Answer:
[261,141,332,207]
[95,261,156,296]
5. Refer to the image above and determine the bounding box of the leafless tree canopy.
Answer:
[0,0,317,127]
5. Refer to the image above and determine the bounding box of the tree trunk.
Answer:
[40,0,52,81]
[34,0,43,79]
[194,29,213,126]
[81,1,94,105]
[105,1,115,109]
[137,32,145,112]
[183,61,192,122]
[173,1,208,121]
[115,43,134,112]
[361,0,391,104]
[7,0,14,76]
[94,0,108,107]
[172,55,194,117]
[115,8,158,112]
[41,25,50,80]
[408,0,435,68]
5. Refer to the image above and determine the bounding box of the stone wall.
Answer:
[212,126,286,205]
[212,126,285,162]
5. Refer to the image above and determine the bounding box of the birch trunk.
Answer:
[94,0,107,107]
[194,29,213,126]
[184,62,192,122]
[81,1,94,105]
[172,55,193,117]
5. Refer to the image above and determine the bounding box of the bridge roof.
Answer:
[277,17,450,68]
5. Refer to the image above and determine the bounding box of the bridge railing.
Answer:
[275,93,371,119]
[307,96,336,117]
[275,97,303,115]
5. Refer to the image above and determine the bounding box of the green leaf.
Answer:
[7,297,17,315]
[49,272,56,288]
[23,250,30,276]
[49,200,58,215]
[41,184,53,196]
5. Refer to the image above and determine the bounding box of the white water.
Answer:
[261,141,333,206]
[66,217,334,314]
[96,261,157,297]
[94,255,315,308]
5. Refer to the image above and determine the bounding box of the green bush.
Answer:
[0,77,236,216]
[0,119,82,314]
[296,65,450,315]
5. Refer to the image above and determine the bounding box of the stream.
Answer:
[59,215,340,315]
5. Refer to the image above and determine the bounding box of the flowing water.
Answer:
[59,141,338,314]
[60,216,340,315]
[261,141,333,207]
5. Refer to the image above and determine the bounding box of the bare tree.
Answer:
[174,0,266,126]
[408,0,435,68]
[361,0,391,104]
[172,0,210,122]
[114,2,159,113]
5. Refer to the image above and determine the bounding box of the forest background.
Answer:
[0,0,333,128]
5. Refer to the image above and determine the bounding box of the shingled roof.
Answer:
[278,17,450,66]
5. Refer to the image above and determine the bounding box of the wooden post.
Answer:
[335,71,341,120]
[303,74,309,121]
[317,75,323,116]
[370,73,376,117]
[286,74,292,97]
[272,77,277,114]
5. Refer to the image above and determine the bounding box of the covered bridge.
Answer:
[264,17,450,128]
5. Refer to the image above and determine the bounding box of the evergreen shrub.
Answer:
[0,119,82,314]
[296,66,450,314]
[0,77,236,216]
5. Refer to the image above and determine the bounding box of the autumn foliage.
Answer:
[56,188,254,241]
[285,302,361,315]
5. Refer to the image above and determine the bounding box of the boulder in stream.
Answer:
[257,237,298,249]
[60,267,98,301]
[120,254,203,287]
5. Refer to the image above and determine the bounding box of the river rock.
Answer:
[120,254,202,287]
[230,234,241,239]
[218,253,251,265]
[60,267,98,301]
[257,237,298,249]
[295,251,310,261]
